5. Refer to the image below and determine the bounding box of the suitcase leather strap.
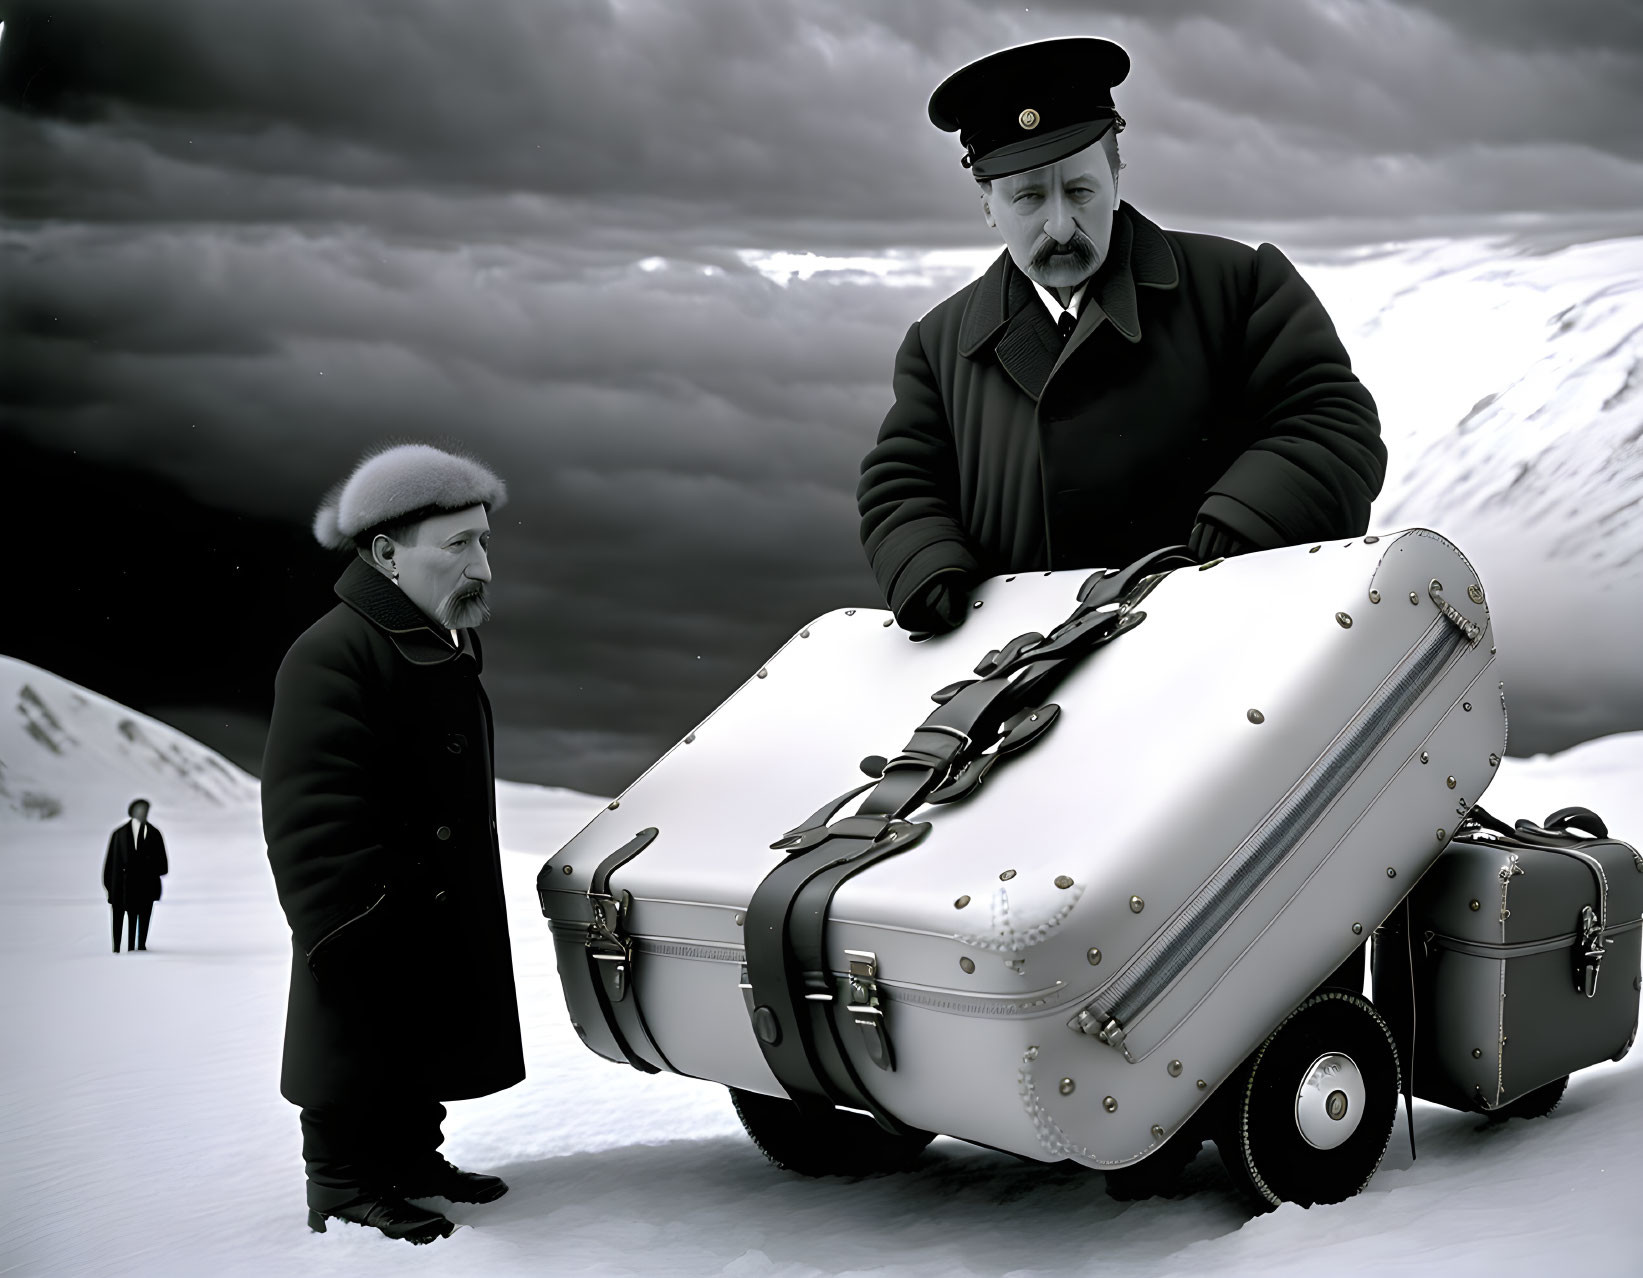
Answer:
[583,828,677,1074]
[745,546,1192,1117]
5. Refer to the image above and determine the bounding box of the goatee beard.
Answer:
[439,584,491,629]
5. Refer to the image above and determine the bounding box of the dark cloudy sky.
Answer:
[4,0,1642,793]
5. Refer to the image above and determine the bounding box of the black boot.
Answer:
[396,1156,509,1204]
[307,1192,456,1244]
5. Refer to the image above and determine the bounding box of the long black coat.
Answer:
[858,203,1386,620]
[103,822,167,907]
[262,556,525,1107]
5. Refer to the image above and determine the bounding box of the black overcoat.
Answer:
[103,822,167,907]
[262,556,525,1107]
[858,203,1387,620]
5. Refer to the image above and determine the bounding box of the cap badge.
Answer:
[1018,108,1040,130]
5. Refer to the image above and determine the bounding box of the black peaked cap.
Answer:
[928,37,1130,181]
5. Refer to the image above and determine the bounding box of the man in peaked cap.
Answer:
[858,37,1386,632]
[262,442,523,1244]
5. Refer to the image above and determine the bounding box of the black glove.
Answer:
[902,574,969,635]
[1188,518,1252,563]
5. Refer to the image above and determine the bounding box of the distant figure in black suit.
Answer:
[103,797,167,952]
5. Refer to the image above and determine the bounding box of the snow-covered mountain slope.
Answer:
[0,653,260,824]
[1304,235,1643,575]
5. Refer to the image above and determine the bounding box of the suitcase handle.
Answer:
[1543,806,1609,840]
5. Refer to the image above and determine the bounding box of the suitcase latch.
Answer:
[1576,904,1607,998]
[845,949,895,1071]
[587,889,634,1001]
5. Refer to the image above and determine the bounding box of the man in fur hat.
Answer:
[262,442,523,1245]
[858,37,1386,633]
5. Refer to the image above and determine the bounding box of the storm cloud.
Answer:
[3,0,1641,790]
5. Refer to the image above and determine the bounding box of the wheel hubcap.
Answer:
[1294,1052,1365,1150]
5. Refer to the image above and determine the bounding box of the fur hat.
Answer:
[313,443,508,549]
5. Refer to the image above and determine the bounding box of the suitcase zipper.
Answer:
[1074,612,1471,1054]
[1422,916,1641,961]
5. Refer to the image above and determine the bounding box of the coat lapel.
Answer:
[957,250,1064,403]
[334,557,468,667]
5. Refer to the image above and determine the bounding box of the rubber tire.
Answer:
[1485,1075,1568,1123]
[1215,991,1401,1213]
[1104,1123,1205,1201]
[729,1088,933,1177]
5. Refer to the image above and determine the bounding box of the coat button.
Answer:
[436,825,452,841]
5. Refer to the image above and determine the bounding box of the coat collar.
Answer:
[957,202,1180,401]
[334,556,480,668]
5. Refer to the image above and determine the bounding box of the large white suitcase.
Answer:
[539,530,1507,1204]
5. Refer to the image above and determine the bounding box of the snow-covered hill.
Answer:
[0,654,260,824]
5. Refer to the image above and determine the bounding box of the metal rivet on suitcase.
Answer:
[1087,948,1102,965]
[1247,709,1265,724]
[1386,867,1397,878]
[1409,592,1420,604]
[1463,702,1472,712]
[882,618,894,627]
[756,669,768,679]
[1489,753,1500,767]
[1197,1080,1207,1090]
[685,732,696,744]
[800,629,810,638]
[1437,829,1448,842]
[954,895,971,909]
[1447,776,1457,788]
[608,800,620,810]
[1025,1045,1039,1060]
[1352,923,1363,935]
[1472,1048,1482,1058]
[1000,869,1017,881]
[1103,1096,1118,1112]
[1060,1078,1076,1096]
[1130,896,1145,913]
[1469,900,1480,911]
[1364,535,1379,544]
[1468,584,1484,604]
[1055,875,1074,889]
[845,609,856,616]
[562,865,573,875]
[1369,589,1381,603]
[1336,612,1353,628]
[734,912,744,926]
[959,957,975,974]
[1151,1124,1166,1140]
[1420,752,1429,764]
[1168,1059,1183,1077]
[1309,545,1320,553]
[972,600,984,609]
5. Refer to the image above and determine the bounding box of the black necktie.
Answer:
[1057,309,1078,341]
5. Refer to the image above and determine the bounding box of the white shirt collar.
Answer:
[1032,279,1090,324]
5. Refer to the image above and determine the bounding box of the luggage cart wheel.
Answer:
[1214,990,1401,1213]
[1484,1075,1568,1123]
[728,1088,933,1177]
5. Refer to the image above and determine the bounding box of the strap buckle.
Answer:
[845,949,894,1071]
[1577,904,1607,998]
[587,889,634,1001]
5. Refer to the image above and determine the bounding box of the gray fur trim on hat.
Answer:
[312,443,508,548]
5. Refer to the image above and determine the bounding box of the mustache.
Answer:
[1030,229,1098,273]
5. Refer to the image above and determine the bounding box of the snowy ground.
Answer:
[4,735,1642,1278]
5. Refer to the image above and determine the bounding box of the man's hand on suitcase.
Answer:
[1188,517,1251,563]
[906,573,969,635]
